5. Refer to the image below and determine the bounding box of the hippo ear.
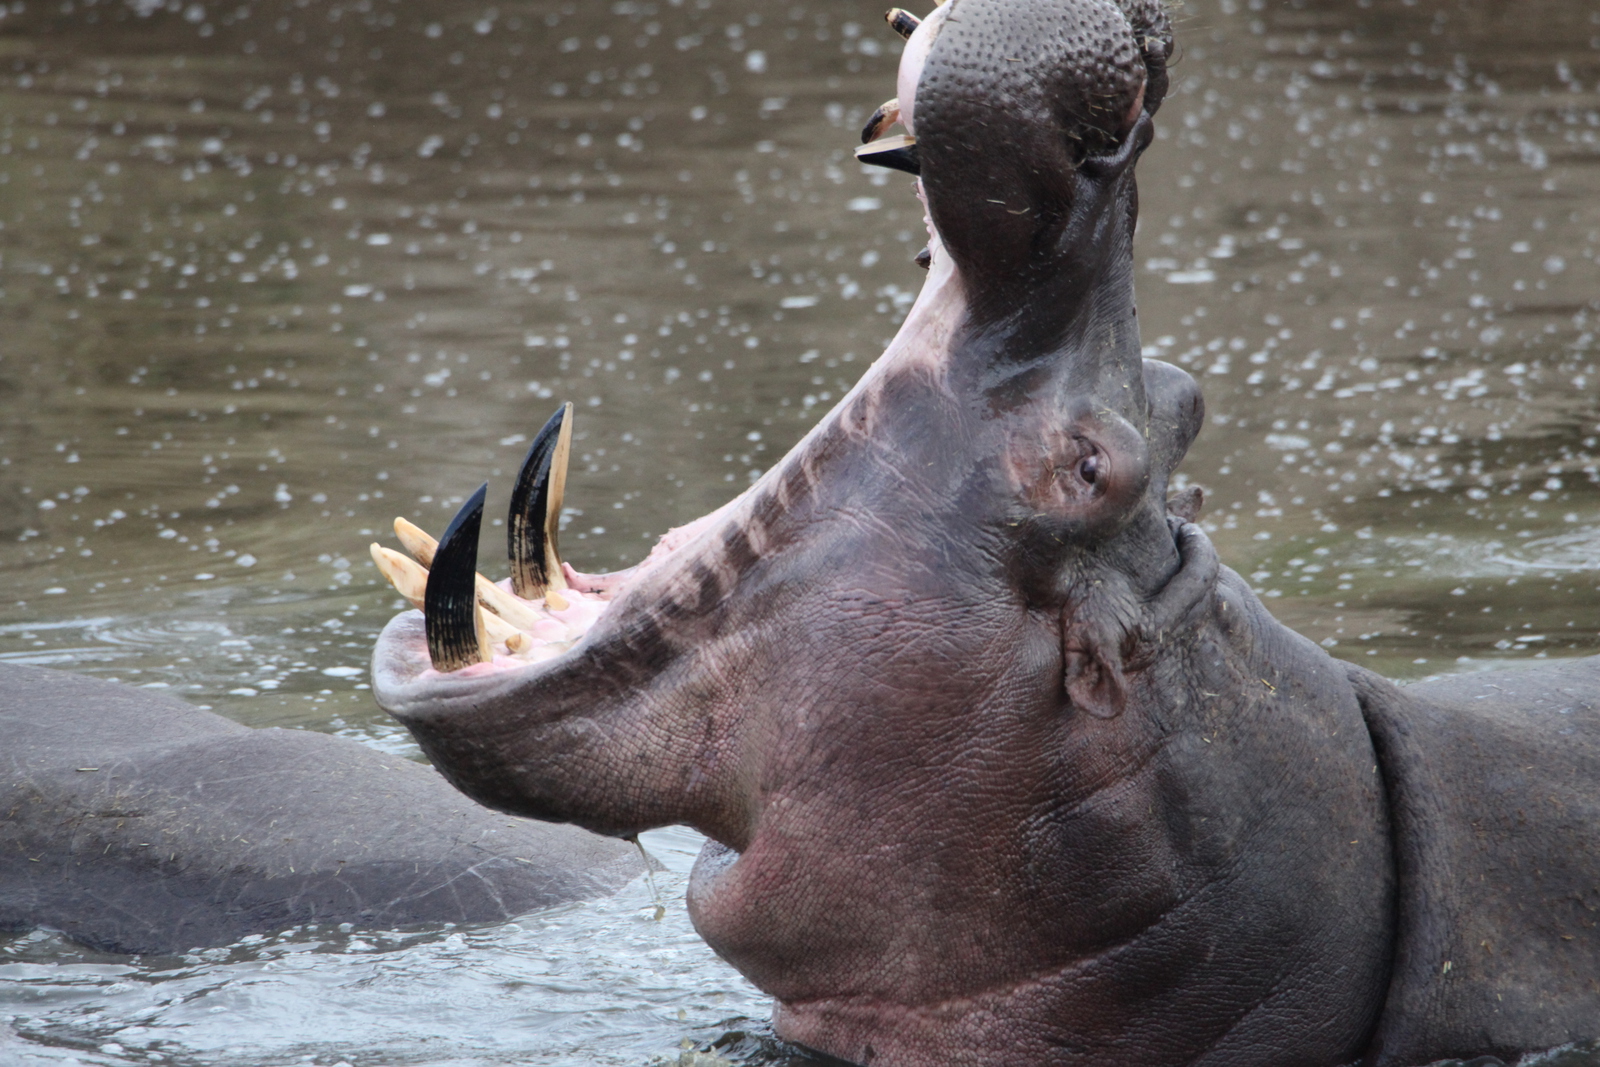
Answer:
[1111,0,1173,117]
[1063,630,1127,720]
[1061,601,1132,719]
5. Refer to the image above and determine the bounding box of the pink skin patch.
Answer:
[529,617,568,642]
[895,3,949,138]
[546,592,607,634]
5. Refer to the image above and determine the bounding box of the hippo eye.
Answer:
[1078,454,1102,485]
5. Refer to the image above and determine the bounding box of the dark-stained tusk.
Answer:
[508,402,574,598]
[861,98,901,145]
[373,543,527,647]
[885,8,920,39]
[392,517,546,631]
[855,134,920,176]
[425,483,492,672]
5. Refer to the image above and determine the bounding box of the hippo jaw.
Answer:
[369,187,981,837]
[366,0,1390,1062]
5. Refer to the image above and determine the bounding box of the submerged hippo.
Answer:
[371,0,1600,1064]
[0,662,643,954]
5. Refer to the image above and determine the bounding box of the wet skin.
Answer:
[0,663,643,955]
[372,1,1600,1064]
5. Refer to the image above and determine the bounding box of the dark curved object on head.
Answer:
[0,663,642,954]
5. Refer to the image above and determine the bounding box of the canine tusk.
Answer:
[508,403,574,598]
[885,8,920,39]
[394,516,547,631]
[861,98,902,145]
[423,485,493,671]
[855,134,920,176]
[374,543,528,648]
[370,543,428,608]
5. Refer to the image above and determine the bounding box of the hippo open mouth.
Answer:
[373,0,1180,696]
[370,2,1404,1064]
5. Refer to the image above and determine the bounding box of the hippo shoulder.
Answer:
[1346,658,1600,1065]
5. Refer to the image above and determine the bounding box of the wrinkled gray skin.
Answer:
[374,1,1600,1064]
[0,663,642,954]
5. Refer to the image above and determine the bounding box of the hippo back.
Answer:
[0,664,643,954]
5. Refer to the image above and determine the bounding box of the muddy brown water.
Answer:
[0,0,1597,1064]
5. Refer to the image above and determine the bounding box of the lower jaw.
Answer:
[771,997,1036,1067]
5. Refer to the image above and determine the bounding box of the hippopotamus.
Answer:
[370,0,1600,1064]
[0,662,643,954]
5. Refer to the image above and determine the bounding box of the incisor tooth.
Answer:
[371,543,427,607]
[371,543,526,648]
[477,580,545,631]
[545,590,570,611]
[474,603,523,648]
[394,516,547,631]
[394,517,438,566]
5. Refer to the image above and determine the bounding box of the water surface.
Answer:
[2,0,1599,1062]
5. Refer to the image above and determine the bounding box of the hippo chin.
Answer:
[372,1,1600,1064]
[0,663,643,955]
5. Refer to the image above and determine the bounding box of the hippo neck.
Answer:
[939,170,1147,435]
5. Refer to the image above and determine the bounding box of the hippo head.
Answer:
[373,1,1234,1061]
